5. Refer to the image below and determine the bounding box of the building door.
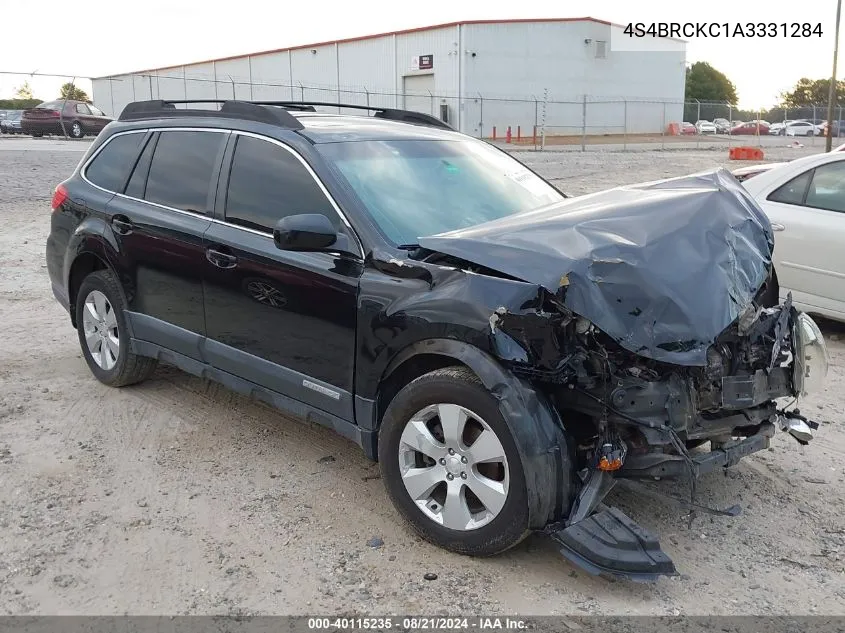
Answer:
[403,74,435,116]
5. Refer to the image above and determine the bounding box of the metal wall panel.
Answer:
[337,37,394,108]
[250,52,294,101]
[291,44,339,104]
[214,58,253,101]
[463,21,686,135]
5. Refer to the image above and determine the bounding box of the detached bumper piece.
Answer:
[548,506,677,582]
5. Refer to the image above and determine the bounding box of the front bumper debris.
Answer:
[619,422,776,479]
[548,506,678,582]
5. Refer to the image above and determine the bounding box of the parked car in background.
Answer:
[730,121,770,135]
[818,120,845,137]
[680,121,696,135]
[784,121,820,137]
[695,120,717,134]
[21,100,112,139]
[769,120,797,135]
[0,111,23,134]
[742,150,845,321]
[713,118,731,133]
[731,162,784,182]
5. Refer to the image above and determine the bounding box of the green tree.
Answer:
[685,62,738,104]
[59,83,89,102]
[780,78,845,106]
[14,81,34,99]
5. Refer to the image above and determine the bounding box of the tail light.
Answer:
[51,184,68,212]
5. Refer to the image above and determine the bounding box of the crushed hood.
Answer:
[418,169,774,366]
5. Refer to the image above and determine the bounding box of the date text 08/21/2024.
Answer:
[624,22,823,38]
[307,617,528,630]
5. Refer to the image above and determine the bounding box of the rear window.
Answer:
[37,101,62,110]
[143,130,225,213]
[84,133,146,192]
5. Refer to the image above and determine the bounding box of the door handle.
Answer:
[111,216,133,235]
[206,247,238,269]
[771,222,786,232]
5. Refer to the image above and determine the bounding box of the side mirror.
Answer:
[273,213,342,252]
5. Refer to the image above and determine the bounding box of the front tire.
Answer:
[69,121,84,139]
[75,270,157,387]
[378,366,530,557]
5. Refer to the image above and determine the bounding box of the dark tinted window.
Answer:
[768,171,812,205]
[225,135,337,232]
[85,132,145,192]
[125,133,157,199]
[145,131,224,213]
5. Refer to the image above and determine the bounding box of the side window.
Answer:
[144,131,225,213]
[768,170,812,206]
[224,135,339,232]
[84,133,145,192]
[805,161,845,212]
[124,133,157,199]
[75,103,91,115]
[89,105,105,116]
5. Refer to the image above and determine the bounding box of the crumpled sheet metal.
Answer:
[419,169,774,366]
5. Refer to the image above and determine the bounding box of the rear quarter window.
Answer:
[84,132,146,192]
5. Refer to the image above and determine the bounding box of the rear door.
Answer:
[202,132,362,419]
[761,160,845,317]
[87,104,111,131]
[101,128,228,357]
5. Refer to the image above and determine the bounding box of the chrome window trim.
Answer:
[80,127,364,259]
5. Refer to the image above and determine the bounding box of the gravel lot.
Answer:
[1,137,844,616]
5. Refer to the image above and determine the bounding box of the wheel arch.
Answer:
[375,338,575,528]
[66,245,132,337]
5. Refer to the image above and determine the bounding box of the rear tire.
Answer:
[378,366,530,557]
[75,270,157,387]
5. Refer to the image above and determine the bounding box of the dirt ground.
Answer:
[1,138,843,616]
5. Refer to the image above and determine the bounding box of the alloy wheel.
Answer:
[398,403,509,531]
[81,290,119,370]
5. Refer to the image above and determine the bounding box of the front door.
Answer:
[202,133,361,420]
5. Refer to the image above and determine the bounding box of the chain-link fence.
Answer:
[4,71,845,151]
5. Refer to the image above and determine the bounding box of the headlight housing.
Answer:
[792,312,829,396]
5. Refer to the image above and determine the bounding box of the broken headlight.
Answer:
[792,312,829,396]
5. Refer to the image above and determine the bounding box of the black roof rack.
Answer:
[118,99,454,132]
[256,101,454,130]
[118,99,305,129]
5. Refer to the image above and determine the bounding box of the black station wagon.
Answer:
[46,99,829,581]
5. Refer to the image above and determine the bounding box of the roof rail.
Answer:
[118,99,304,129]
[254,101,454,130]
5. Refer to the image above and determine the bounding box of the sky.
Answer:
[0,0,841,109]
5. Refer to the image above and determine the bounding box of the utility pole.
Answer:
[826,0,842,152]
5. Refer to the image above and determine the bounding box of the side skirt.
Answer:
[130,339,377,459]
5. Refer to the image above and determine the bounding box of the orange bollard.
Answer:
[506,126,512,143]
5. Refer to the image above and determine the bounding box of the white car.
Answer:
[742,151,845,322]
[784,121,820,137]
[769,120,797,135]
[695,120,717,134]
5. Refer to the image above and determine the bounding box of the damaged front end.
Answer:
[417,169,830,581]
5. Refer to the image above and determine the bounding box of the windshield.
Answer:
[317,139,564,246]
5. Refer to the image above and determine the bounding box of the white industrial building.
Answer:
[92,18,687,137]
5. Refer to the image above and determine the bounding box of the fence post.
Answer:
[541,88,548,151]
[429,91,434,116]
[728,102,732,145]
[813,104,817,145]
[533,97,538,149]
[661,102,666,150]
[479,93,483,139]
[581,94,587,152]
[59,77,75,139]
[299,81,304,101]
[228,75,236,100]
[623,99,628,151]
[696,99,701,147]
